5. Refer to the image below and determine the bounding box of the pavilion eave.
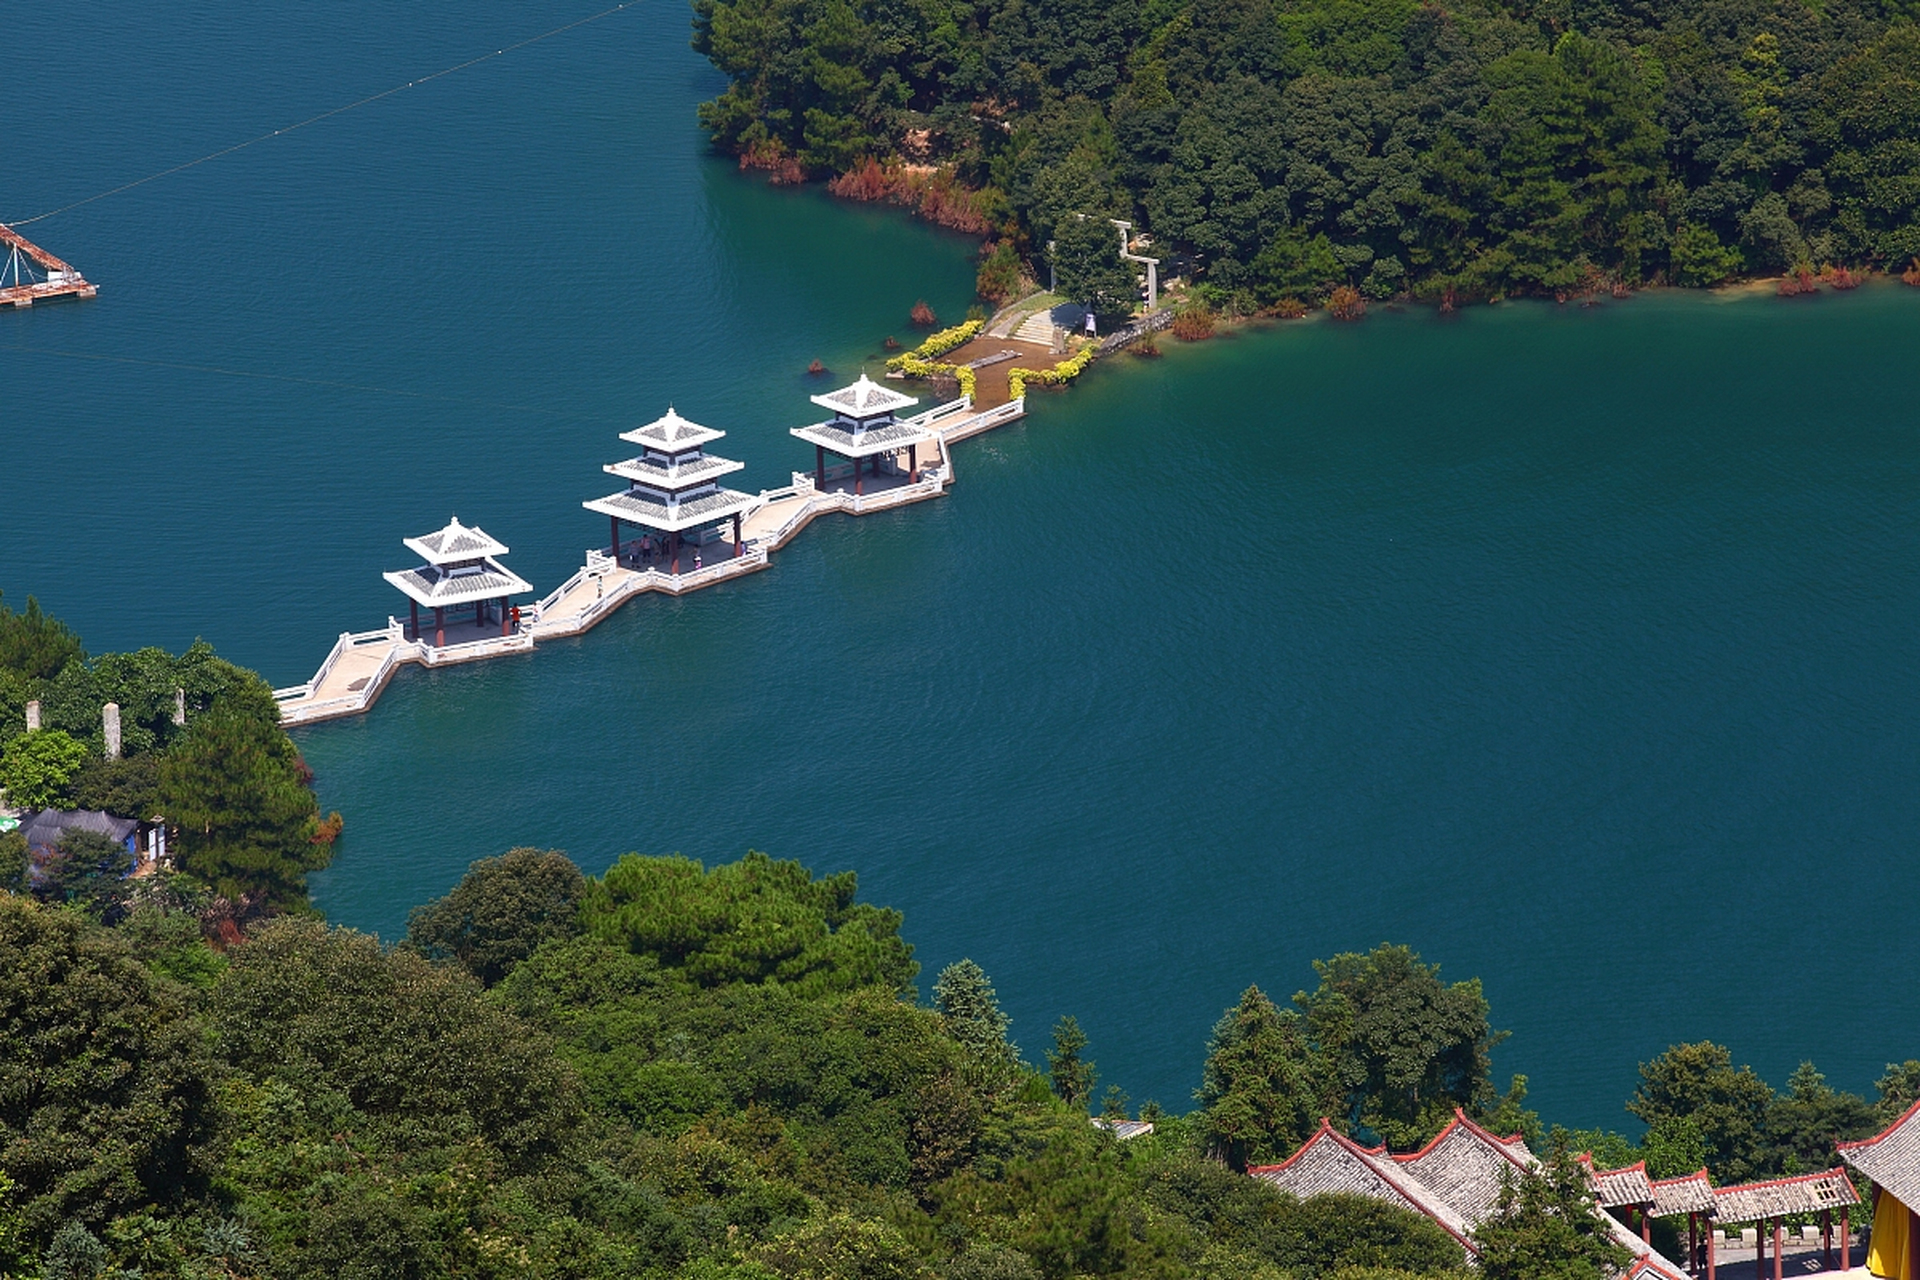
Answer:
[584,487,758,533]
[790,421,934,457]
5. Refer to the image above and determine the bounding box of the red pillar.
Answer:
[610,514,622,559]
[1841,1205,1849,1271]
[1642,1207,1652,1245]
[816,444,825,489]
[434,605,444,648]
[1756,1220,1764,1280]
[855,453,863,496]
[1708,1219,1717,1280]
[1822,1209,1831,1269]
[500,597,509,636]
[671,529,680,575]
[733,513,742,556]
[909,442,918,483]
[1772,1219,1782,1280]
[409,599,419,641]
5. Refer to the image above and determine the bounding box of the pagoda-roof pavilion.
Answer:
[791,374,936,493]
[384,517,531,647]
[583,407,757,573]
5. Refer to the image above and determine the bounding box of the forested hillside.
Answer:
[692,0,1920,302]
[4,844,1916,1277]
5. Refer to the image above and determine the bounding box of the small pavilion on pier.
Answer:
[789,374,934,494]
[383,517,531,647]
[582,408,757,575]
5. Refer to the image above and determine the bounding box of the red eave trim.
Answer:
[1649,1168,1713,1189]
[1711,1167,1856,1195]
[1838,1095,1920,1152]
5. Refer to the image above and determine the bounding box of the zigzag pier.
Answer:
[0,223,96,308]
[272,385,1026,726]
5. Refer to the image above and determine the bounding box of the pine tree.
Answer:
[933,959,1021,1074]
[1197,985,1328,1170]
[1473,1139,1633,1280]
[1046,1015,1096,1108]
[157,709,331,908]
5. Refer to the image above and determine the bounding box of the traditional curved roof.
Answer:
[1711,1168,1858,1222]
[1840,1097,1920,1211]
[1250,1119,1477,1252]
[403,516,509,565]
[1395,1110,1536,1225]
[1649,1169,1717,1217]
[619,406,726,451]
[383,557,531,607]
[1581,1157,1657,1209]
[810,373,917,420]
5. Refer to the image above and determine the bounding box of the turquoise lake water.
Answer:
[5,0,1917,1131]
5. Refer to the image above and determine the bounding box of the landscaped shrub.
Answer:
[1328,286,1367,320]
[1170,306,1216,340]
[1008,344,1097,398]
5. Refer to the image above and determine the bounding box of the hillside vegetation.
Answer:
[692,0,1920,302]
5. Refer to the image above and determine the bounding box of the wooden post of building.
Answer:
[1821,1209,1831,1268]
[1772,1219,1782,1280]
[1841,1205,1849,1271]
[909,442,918,483]
[855,453,864,497]
[671,529,680,576]
[434,606,444,648]
[1642,1208,1652,1245]
[816,445,825,489]
[499,597,509,637]
[410,599,419,642]
[733,513,743,556]
[611,515,622,560]
[1756,1220,1764,1280]
[1708,1220,1717,1280]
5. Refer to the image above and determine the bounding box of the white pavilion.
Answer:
[790,374,934,494]
[582,407,757,575]
[383,517,532,648]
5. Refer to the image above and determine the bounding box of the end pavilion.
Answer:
[383,517,531,647]
[790,374,935,493]
[583,408,757,575]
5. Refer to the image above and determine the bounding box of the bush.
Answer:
[405,847,587,987]
[1328,286,1367,321]
[1171,307,1217,340]
[910,300,937,327]
[0,730,88,811]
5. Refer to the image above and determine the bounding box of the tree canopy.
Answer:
[405,847,587,986]
[693,0,1920,303]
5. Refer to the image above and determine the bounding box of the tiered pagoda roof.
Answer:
[1840,1096,1920,1210]
[584,407,756,535]
[384,517,531,607]
[791,374,933,458]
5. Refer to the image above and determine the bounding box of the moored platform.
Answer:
[1,223,97,308]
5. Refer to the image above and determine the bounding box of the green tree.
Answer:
[37,829,134,920]
[1046,1015,1097,1108]
[0,730,88,810]
[0,898,217,1246]
[934,959,1021,1076]
[1250,227,1343,304]
[1876,1061,1920,1121]
[1051,214,1138,317]
[1763,1062,1876,1175]
[0,1171,28,1280]
[156,709,328,908]
[1627,1042,1774,1182]
[1296,944,1512,1149]
[405,847,586,987]
[581,851,917,997]
[1196,986,1327,1170]
[0,594,83,682]
[1472,1140,1632,1280]
[1668,224,1745,287]
[0,833,26,896]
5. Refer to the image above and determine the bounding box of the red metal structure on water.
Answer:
[0,223,96,307]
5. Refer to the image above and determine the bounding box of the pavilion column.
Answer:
[816,445,825,489]
[410,599,419,642]
[1841,1205,1849,1271]
[1689,1214,1698,1277]
[1755,1221,1763,1280]
[434,606,444,649]
[611,515,622,559]
[500,597,509,637]
[671,529,680,575]
[1821,1209,1830,1269]
[733,513,743,556]
[1642,1207,1652,1245]
[1708,1219,1717,1280]
[1772,1219,1782,1280]
[909,442,918,483]
[855,453,864,496]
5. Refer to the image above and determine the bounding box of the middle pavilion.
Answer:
[584,407,757,575]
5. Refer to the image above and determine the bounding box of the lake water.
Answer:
[5,0,1917,1132]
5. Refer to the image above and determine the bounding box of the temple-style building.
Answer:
[383,516,531,647]
[583,408,757,574]
[790,374,935,494]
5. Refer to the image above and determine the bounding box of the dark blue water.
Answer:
[5,0,1916,1132]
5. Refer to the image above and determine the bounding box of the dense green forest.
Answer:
[0,595,338,918]
[3,837,1916,1279]
[692,0,1920,305]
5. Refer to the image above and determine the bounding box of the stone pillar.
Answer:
[103,702,122,760]
[24,699,39,731]
[173,687,186,726]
